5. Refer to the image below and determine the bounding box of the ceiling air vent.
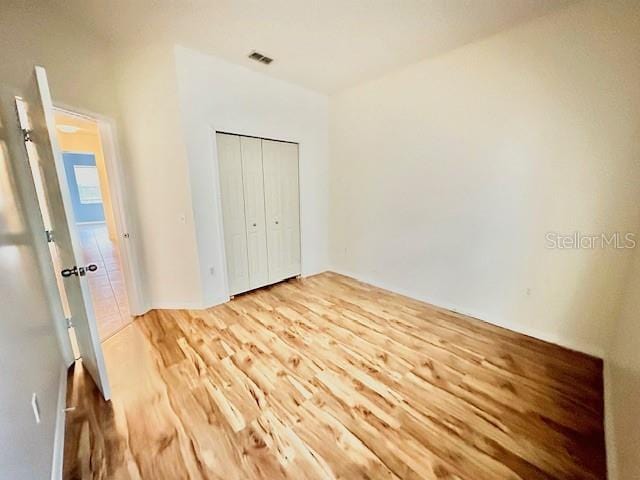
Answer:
[248,51,274,65]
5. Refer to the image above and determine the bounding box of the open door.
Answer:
[20,66,111,399]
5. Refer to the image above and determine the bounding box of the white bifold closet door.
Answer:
[240,136,269,289]
[262,139,301,283]
[217,133,250,294]
[217,133,300,295]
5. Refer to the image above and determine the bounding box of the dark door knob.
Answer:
[61,264,98,278]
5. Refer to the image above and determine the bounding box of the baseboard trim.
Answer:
[198,270,325,310]
[329,268,605,359]
[202,296,231,309]
[603,360,618,480]
[160,267,331,312]
[51,364,68,480]
[151,301,210,310]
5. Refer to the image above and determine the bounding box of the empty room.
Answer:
[1,1,639,479]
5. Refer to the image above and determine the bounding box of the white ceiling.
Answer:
[52,0,575,93]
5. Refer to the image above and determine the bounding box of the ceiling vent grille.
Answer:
[248,51,274,65]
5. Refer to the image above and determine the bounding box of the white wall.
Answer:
[608,246,640,480]
[0,89,66,479]
[112,41,202,309]
[174,46,329,306]
[329,0,640,357]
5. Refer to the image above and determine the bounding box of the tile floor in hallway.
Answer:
[78,223,131,340]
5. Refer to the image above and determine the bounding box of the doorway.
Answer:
[16,95,141,348]
[53,110,132,341]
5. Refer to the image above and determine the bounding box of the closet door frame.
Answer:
[214,130,301,299]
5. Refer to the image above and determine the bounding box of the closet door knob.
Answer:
[275,220,279,225]
[252,223,257,227]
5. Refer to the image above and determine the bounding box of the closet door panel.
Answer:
[263,139,301,282]
[240,136,269,289]
[281,143,301,277]
[216,133,250,295]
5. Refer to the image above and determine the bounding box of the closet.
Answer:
[216,132,301,295]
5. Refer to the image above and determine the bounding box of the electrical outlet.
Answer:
[209,266,215,276]
[31,393,41,424]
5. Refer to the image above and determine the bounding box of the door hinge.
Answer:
[66,317,73,328]
[45,230,54,243]
[22,128,32,143]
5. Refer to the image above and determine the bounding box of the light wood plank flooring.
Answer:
[63,272,606,479]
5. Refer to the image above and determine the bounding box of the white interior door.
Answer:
[21,66,111,399]
[262,139,301,283]
[240,136,269,289]
[216,133,250,295]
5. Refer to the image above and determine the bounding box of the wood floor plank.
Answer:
[63,272,606,479]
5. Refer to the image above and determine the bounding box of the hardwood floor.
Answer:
[63,272,606,479]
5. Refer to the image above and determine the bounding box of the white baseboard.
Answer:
[51,364,68,480]
[301,268,327,279]
[197,270,325,310]
[150,301,211,310]
[151,267,330,312]
[329,268,605,359]
[202,296,231,309]
[603,360,618,480]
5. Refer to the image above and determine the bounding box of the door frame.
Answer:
[53,104,147,317]
[213,129,302,299]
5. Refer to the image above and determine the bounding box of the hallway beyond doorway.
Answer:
[78,223,131,340]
